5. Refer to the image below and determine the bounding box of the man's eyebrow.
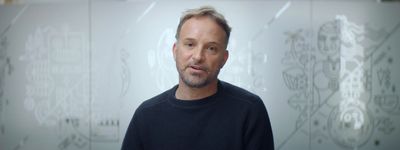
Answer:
[182,38,196,41]
[206,41,222,46]
[180,38,222,46]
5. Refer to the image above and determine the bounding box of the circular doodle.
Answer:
[328,102,374,149]
[147,28,177,90]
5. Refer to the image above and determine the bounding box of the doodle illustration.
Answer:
[147,28,177,91]
[279,14,399,149]
[20,25,90,149]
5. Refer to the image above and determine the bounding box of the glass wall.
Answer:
[1,0,399,149]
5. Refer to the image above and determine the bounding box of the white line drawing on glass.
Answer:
[280,27,324,149]
[57,117,88,150]
[219,37,247,88]
[374,93,400,115]
[283,67,308,91]
[120,48,131,98]
[109,2,156,95]
[248,1,291,93]
[90,115,120,142]
[330,15,373,149]
[371,41,399,117]
[89,2,158,143]
[367,23,400,147]
[376,117,395,134]
[328,101,373,149]
[377,68,391,89]
[279,15,400,149]
[147,28,177,91]
[19,25,90,149]
[20,25,89,127]
[88,2,158,144]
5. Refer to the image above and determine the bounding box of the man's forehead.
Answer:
[181,18,224,36]
[181,17,218,30]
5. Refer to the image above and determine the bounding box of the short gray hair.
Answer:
[175,6,232,48]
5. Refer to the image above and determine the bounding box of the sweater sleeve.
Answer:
[121,107,144,150]
[243,97,275,150]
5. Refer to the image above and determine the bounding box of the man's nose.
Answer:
[192,47,204,62]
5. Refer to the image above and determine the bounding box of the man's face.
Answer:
[318,28,341,56]
[173,16,228,88]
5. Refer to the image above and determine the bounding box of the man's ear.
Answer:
[172,43,177,61]
[221,50,229,68]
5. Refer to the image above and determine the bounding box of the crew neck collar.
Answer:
[168,80,223,108]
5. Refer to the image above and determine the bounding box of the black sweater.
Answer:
[121,81,274,150]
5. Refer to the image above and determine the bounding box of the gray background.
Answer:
[1,0,400,150]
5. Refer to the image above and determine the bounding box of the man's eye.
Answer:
[208,46,216,51]
[185,43,194,47]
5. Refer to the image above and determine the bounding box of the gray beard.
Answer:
[180,73,210,88]
[177,66,220,88]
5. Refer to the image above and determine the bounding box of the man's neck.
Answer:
[175,80,218,100]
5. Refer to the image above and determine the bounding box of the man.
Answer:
[122,6,274,150]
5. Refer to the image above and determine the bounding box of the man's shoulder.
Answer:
[220,80,262,105]
[138,86,175,109]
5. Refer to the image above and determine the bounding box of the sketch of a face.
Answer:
[318,21,341,56]
[293,36,306,53]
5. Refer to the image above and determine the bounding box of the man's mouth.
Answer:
[188,65,207,73]
[190,65,202,70]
